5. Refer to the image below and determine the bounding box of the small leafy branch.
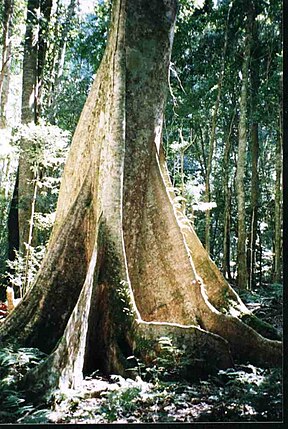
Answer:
[6,122,70,297]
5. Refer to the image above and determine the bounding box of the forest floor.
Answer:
[0,284,283,424]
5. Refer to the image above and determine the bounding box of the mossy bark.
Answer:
[1,0,282,396]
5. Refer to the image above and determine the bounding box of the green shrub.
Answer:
[0,345,47,423]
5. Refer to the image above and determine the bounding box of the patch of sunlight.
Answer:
[194,0,205,8]
[170,140,189,152]
[0,129,14,157]
[185,180,205,202]
[256,14,266,21]
[210,84,218,92]
[259,222,268,232]
[192,202,217,211]
[228,306,240,318]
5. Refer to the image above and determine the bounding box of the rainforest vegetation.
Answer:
[0,0,282,423]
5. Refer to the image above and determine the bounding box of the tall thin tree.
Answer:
[273,98,282,283]
[247,3,259,290]
[7,0,53,261]
[222,107,236,279]
[0,0,14,128]
[235,6,252,289]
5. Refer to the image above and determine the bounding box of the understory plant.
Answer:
[0,345,47,423]
[2,123,70,298]
[5,245,46,299]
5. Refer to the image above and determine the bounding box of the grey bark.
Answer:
[222,109,236,279]
[36,0,53,119]
[273,103,282,283]
[21,0,40,124]
[247,4,259,290]
[236,10,252,289]
[0,0,14,128]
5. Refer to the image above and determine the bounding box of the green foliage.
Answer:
[100,384,141,422]
[0,389,32,423]
[0,345,46,423]
[46,362,282,423]
[11,122,70,174]
[129,336,194,384]
[238,282,283,304]
[268,283,282,300]
[237,282,282,339]
[17,408,52,424]
[0,129,18,271]
[150,336,192,380]
[0,123,70,295]
[0,345,46,385]
[1,0,27,76]
[43,1,111,132]
[10,122,70,229]
[15,123,68,226]
[4,245,45,298]
[205,366,283,421]
[163,0,282,284]
[116,280,134,317]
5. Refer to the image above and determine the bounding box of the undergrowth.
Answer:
[0,345,46,423]
[0,284,283,424]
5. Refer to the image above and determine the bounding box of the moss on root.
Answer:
[240,313,281,341]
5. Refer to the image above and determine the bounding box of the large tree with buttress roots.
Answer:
[0,0,281,395]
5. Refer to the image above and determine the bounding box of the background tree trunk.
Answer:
[0,0,14,128]
[273,104,282,283]
[222,109,235,280]
[7,169,19,261]
[21,0,40,124]
[7,0,53,258]
[36,0,53,120]
[248,120,259,289]
[235,9,252,289]
[247,4,259,290]
[45,0,78,122]
[7,0,40,260]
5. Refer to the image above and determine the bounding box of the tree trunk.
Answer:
[247,6,259,290]
[8,0,53,256]
[222,110,235,280]
[273,105,282,283]
[21,0,40,124]
[235,10,252,289]
[248,121,259,289]
[204,3,231,254]
[7,169,19,261]
[36,0,53,121]
[0,0,14,128]
[223,186,232,279]
[8,0,40,258]
[1,0,281,397]
[45,0,77,121]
